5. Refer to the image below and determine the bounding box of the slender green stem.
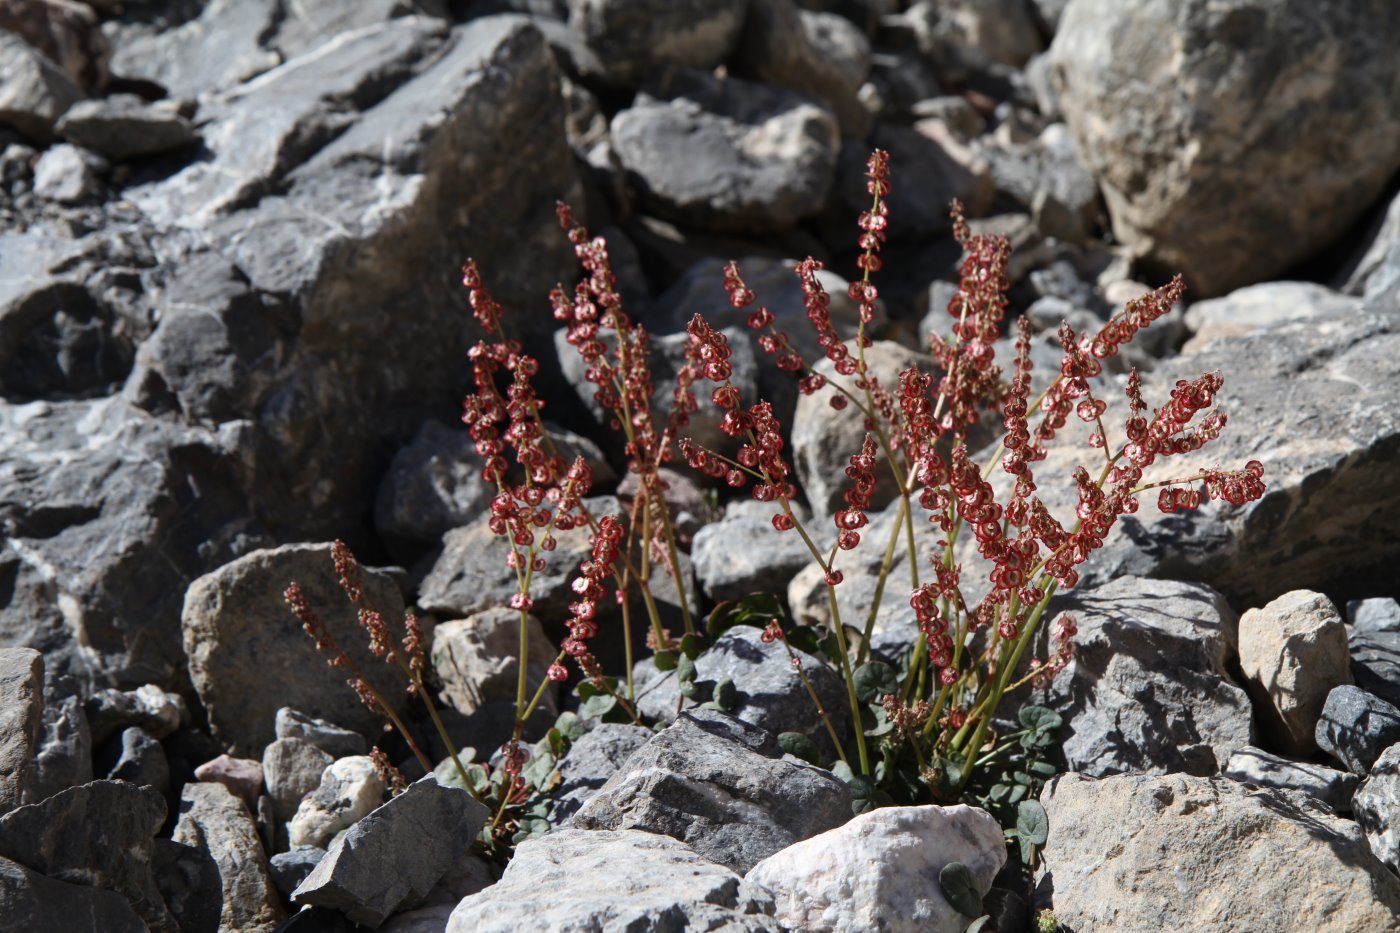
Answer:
[827,586,870,775]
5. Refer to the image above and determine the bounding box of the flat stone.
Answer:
[194,754,264,811]
[446,828,779,933]
[1223,746,1358,814]
[152,839,222,933]
[431,608,557,717]
[288,755,386,850]
[1350,628,1400,708]
[108,0,281,100]
[1239,590,1352,756]
[0,855,146,933]
[269,846,325,899]
[1181,281,1358,354]
[745,804,1006,933]
[571,709,851,873]
[551,722,653,822]
[1351,597,1400,635]
[55,94,195,160]
[172,781,285,933]
[0,647,42,815]
[1315,685,1400,775]
[293,777,488,927]
[691,499,822,605]
[262,738,335,823]
[0,32,82,141]
[1039,772,1400,932]
[274,707,368,759]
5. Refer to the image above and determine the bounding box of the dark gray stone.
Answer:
[270,846,326,899]
[445,828,779,933]
[571,710,851,873]
[374,419,492,549]
[0,780,176,933]
[634,627,848,759]
[1033,576,1253,778]
[0,647,42,816]
[152,839,222,933]
[551,722,653,822]
[0,32,82,142]
[293,777,489,927]
[0,855,146,933]
[1224,746,1359,814]
[172,781,285,932]
[1351,597,1400,635]
[85,684,185,745]
[691,499,822,605]
[1351,629,1400,709]
[274,708,369,759]
[29,694,92,803]
[55,95,196,160]
[568,0,747,86]
[101,727,171,799]
[611,68,840,233]
[262,738,335,824]
[1316,685,1400,775]
[182,543,411,756]
[1354,743,1400,873]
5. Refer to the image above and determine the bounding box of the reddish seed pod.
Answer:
[771,512,795,531]
[825,569,845,586]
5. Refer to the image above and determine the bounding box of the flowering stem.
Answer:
[826,585,870,775]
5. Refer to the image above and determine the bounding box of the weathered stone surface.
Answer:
[101,727,170,799]
[31,142,104,204]
[288,756,386,850]
[691,499,821,604]
[152,838,222,933]
[1352,597,1400,635]
[612,68,840,233]
[0,0,109,93]
[269,846,325,899]
[29,693,91,802]
[745,805,1006,933]
[1315,685,1400,776]
[182,543,410,755]
[1354,743,1400,873]
[431,608,557,717]
[634,626,847,756]
[1049,0,1400,296]
[1181,281,1358,354]
[1224,745,1358,814]
[446,828,779,933]
[107,0,281,100]
[374,419,492,550]
[568,0,746,86]
[1351,627,1400,709]
[0,647,42,815]
[0,780,175,932]
[551,722,653,822]
[194,755,264,811]
[172,781,285,933]
[1038,772,1400,932]
[1342,185,1400,300]
[262,738,335,824]
[1239,590,1351,756]
[268,0,448,61]
[293,777,488,927]
[55,94,195,160]
[274,708,368,759]
[1034,576,1253,777]
[85,683,185,745]
[0,855,146,933]
[572,710,851,873]
[0,31,82,141]
[975,122,1100,241]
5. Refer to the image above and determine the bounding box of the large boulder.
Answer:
[0,32,82,142]
[1039,772,1400,931]
[1049,0,1400,296]
[0,856,146,933]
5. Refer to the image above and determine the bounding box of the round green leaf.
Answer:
[713,678,738,711]
[676,654,698,684]
[778,732,821,765]
[679,633,705,659]
[1017,705,1063,733]
[1016,799,1049,846]
[939,861,983,918]
[653,650,678,672]
[579,693,617,721]
[852,661,899,703]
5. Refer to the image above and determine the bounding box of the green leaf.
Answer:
[713,678,738,712]
[680,675,707,701]
[831,759,856,783]
[676,654,698,684]
[553,712,585,743]
[939,862,983,918]
[786,626,821,656]
[1027,759,1058,779]
[653,650,678,672]
[1016,799,1049,846]
[853,661,899,703]
[679,633,705,659]
[845,775,893,814]
[1008,784,1028,804]
[1018,706,1063,733]
[520,751,557,790]
[578,693,617,721]
[778,732,821,765]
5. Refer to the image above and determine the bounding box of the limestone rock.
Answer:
[0,647,42,815]
[262,738,335,824]
[274,708,368,759]
[172,781,285,933]
[194,755,264,811]
[288,756,386,850]
[0,32,82,142]
[431,609,558,717]
[551,722,653,822]
[1223,745,1358,814]
[55,94,194,160]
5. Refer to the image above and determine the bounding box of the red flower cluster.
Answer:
[562,514,625,683]
[836,435,878,550]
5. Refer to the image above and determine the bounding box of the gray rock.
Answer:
[572,710,851,873]
[268,0,448,61]
[932,0,1043,68]
[745,804,1006,933]
[1239,590,1351,756]
[551,722,653,821]
[1049,0,1400,296]
[975,122,1100,241]
[103,727,171,798]
[1353,743,1400,873]
[1034,576,1253,777]
[288,756,386,850]
[1351,597,1400,635]
[274,708,369,759]
[172,781,285,933]
[611,67,840,233]
[194,755,265,811]
[691,499,821,605]
[152,839,222,933]
[0,32,82,142]
[269,846,326,899]
[1315,685,1400,776]
[0,780,175,933]
[29,694,91,803]
[85,683,185,745]
[634,626,848,758]
[446,828,779,933]
[55,94,195,160]
[1350,628,1400,708]
[1341,184,1400,300]
[0,647,42,816]
[1040,772,1400,931]
[263,738,335,824]
[0,0,109,93]
[0,855,146,933]
[293,777,488,927]
[1181,281,1359,355]
[374,419,493,549]
[31,142,104,204]
[732,0,872,138]
[1223,746,1358,814]
[568,0,747,86]
[108,0,282,100]
[431,608,557,717]
[183,543,411,756]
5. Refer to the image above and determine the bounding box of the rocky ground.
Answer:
[3,0,1400,931]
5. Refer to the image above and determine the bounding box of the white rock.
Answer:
[743,804,1005,933]
[288,756,385,849]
